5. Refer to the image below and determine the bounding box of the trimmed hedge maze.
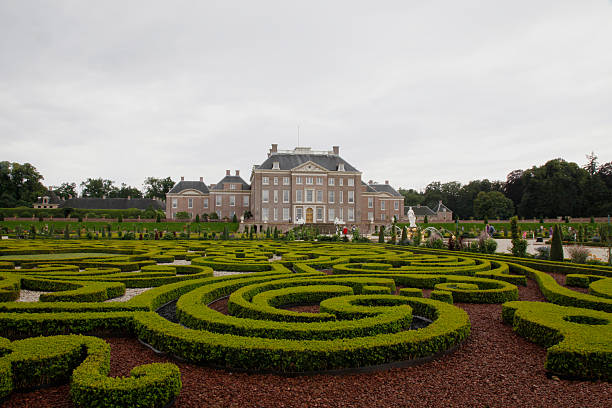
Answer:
[0,240,610,406]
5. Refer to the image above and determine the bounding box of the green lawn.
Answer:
[0,252,119,261]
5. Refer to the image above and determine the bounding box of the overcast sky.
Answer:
[1,1,611,193]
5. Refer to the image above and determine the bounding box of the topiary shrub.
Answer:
[550,224,564,261]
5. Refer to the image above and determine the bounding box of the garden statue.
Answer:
[408,206,416,228]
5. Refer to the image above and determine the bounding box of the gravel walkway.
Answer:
[16,290,50,302]
[104,288,153,302]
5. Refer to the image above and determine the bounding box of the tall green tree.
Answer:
[55,182,77,199]
[473,191,515,219]
[143,177,175,200]
[0,161,46,207]
[108,183,143,198]
[80,178,115,198]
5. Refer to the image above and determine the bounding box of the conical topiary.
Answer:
[550,224,564,261]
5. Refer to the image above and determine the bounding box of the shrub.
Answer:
[511,238,528,258]
[567,246,589,264]
[550,225,564,261]
[534,246,550,260]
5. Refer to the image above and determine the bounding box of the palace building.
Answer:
[165,144,405,232]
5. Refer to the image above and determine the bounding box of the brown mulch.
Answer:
[547,272,589,294]
[3,280,611,408]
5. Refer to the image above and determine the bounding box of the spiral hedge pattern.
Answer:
[0,239,611,406]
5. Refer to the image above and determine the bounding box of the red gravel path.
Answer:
[3,279,611,408]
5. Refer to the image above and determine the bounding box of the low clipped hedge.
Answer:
[0,334,181,406]
[502,301,612,380]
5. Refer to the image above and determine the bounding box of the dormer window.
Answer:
[272,161,280,170]
[338,163,345,172]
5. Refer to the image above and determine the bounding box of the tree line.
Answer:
[0,161,175,207]
[400,153,612,220]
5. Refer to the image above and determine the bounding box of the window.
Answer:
[306,190,314,202]
[381,214,386,220]
[262,208,269,221]
[328,191,335,203]
[328,208,335,221]
[339,191,343,204]
[273,161,280,169]
[328,178,335,186]
[348,191,354,203]
[394,201,399,210]
[338,163,345,171]
[296,176,302,184]
[316,190,323,203]
[368,212,373,221]
[296,190,303,202]
[316,177,323,185]
[306,177,314,185]
[273,177,278,185]
[217,210,221,219]
[368,197,373,208]
[283,177,290,185]
[273,207,278,221]
[172,198,177,208]
[348,178,354,187]
[339,178,344,186]
[204,198,209,209]
[316,207,323,221]
[230,195,235,206]
[348,207,354,221]
[338,208,343,220]
[262,177,269,185]
[262,190,269,203]
[230,184,236,190]
[230,211,235,218]
[188,198,193,208]
[296,207,303,221]
[216,196,222,207]
[243,195,249,206]
[381,201,386,210]
[283,190,289,203]
[273,190,278,203]
[283,207,289,220]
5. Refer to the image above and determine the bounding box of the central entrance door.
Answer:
[306,208,314,223]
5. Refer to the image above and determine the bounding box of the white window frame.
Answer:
[328,178,335,186]
[230,184,236,190]
[348,178,354,187]
[188,198,193,208]
[348,207,354,221]
[381,200,386,210]
[316,177,323,185]
[243,196,249,206]
[348,191,354,203]
[296,190,303,202]
[204,198,209,209]
[328,190,335,203]
[262,190,269,203]
[316,190,323,203]
[339,191,343,204]
[306,176,314,185]
[283,177,290,185]
[230,195,235,207]
[283,190,289,203]
[339,178,344,186]
[306,189,314,203]
[283,207,290,221]
[296,176,302,184]
[273,190,278,203]
[262,177,269,185]
[328,208,335,221]
[273,177,278,185]
[216,196,222,207]
[368,211,373,221]
[273,207,278,221]
[172,198,177,208]
[295,207,303,221]
[368,197,373,208]
[316,207,324,221]
[394,200,399,210]
[262,208,269,221]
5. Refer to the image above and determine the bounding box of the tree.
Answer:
[550,224,564,261]
[378,226,385,243]
[108,183,142,198]
[55,182,77,199]
[143,177,175,200]
[80,178,115,198]
[584,151,598,176]
[398,188,424,206]
[0,161,46,207]
[232,213,238,223]
[473,191,515,220]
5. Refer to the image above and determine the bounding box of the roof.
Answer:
[168,180,209,194]
[35,190,62,205]
[361,181,377,193]
[369,184,402,197]
[436,201,452,213]
[211,175,250,191]
[59,198,164,210]
[405,205,436,216]
[257,153,359,172]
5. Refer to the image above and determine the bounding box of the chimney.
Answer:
[226,169,230,176]
[235,170,240,176]
[271,144,278,153]
[181,176,185,181]
[332,146,339,155]
[385,180,389,185]
[200,177,203,182]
